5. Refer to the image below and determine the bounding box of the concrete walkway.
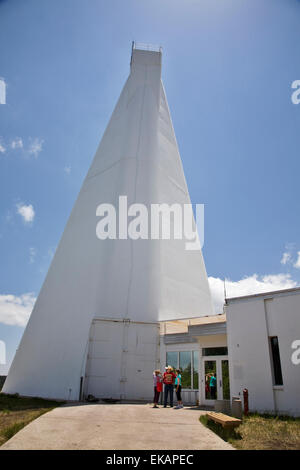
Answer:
[1,403,233,450]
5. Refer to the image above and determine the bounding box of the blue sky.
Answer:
[1,0,300,373]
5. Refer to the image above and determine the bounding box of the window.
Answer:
[270,336,283,386]
[165,350,198,389]
[202,347,228,356]
[193,351,199,389]
[166,351,178,370]
[179,351,191,389]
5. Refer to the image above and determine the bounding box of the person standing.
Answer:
[163,366,176,408]
[205,374,210,399]
[153,369,162,408]
[174,369,183,409]
[209,372,217,399]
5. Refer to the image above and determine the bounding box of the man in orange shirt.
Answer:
[163,366,176,408]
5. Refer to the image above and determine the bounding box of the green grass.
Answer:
[0,393,61,410]
[3,422,27,441]
[0,393,63,446]
[200,413,300,450]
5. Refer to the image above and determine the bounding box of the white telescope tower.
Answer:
[4,43,214,401]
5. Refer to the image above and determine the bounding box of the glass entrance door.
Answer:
[204,360,217,401]
[202,356,230,405]
[221,359,230,400]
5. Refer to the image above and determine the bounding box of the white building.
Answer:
[226,287,300,416]
[160,286,300,416]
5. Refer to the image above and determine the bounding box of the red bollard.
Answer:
[243,388,249,416]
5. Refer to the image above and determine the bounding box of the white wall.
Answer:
[198,334,227,349]
[85,319,160,401]
[226,290,300,416]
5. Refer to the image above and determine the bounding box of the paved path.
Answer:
[1,403,233,450]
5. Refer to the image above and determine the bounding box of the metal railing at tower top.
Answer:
[132,41,163,53]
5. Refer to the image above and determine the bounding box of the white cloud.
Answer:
[0,293,36,327]
[64,166,71,175]
[293,252,300,269]
[280,243,297,266]
[208,273,298,314]
[279,244,300,268]
[16,203,35,224]
[0,78,6,105]
[11,138,23,150]
[0,136,45,156]
[281,252,291,265]
[28,137,44,157]
[29,247,37,264]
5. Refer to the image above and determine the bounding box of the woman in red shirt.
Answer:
[153,370,162,408]
[163,366,176,408]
